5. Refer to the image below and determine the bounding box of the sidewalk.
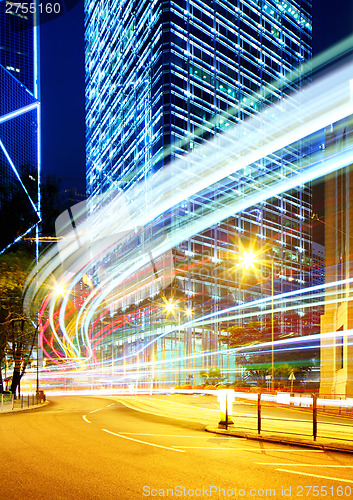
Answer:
[205,424,353,454]
[0,400,49,414]
[115,395,353,454]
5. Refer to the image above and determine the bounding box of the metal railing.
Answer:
[1,392,46,412]
[218,390,353,443]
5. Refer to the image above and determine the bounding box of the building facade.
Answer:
[320,118,353,398]
[84,0,313,386]
[0,2,40,252]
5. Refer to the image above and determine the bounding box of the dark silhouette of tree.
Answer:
[219,317,318,386]
[0,250,36,395]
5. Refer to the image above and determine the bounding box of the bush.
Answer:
[230,381,251,388]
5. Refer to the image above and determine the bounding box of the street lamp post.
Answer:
[239,249,275,392]
[164,300,193,387]
[178,309,181,386]
[36,334,39,394]
[271,260,274,392]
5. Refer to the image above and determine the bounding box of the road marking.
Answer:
[120,433,244,439]
[174,447,324,451]
[82,415,91,423]
[107,403,115,407]
[258,463,353,467]
[89,408,103,414]
[101,428,185,453]
[276,469,353,483]
[170,446,248,450]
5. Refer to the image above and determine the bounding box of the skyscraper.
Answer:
[320,117,353,398]
[0,2,40,252]
[85,0,313,386]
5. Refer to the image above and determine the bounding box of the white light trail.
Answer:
[23,53,353,369]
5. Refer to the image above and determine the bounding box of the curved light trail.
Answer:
[22,41,353,388]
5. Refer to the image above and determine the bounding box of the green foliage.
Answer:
[0,250,36,394]
[219,318,317,386]
[219,319,282,350]
[199,367,224,384]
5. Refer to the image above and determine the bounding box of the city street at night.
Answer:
[2,1,353,499]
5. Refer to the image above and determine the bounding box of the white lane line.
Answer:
[88,403,115,414]
[276,469,353,483]
[258,463,353,467]
[89,408,103,414]
[173,447,324,451]
[82,415,91,423]
[120,433,244,439]
[101,428,185,453]
[170,447,246,450]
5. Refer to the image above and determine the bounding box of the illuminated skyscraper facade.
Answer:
[85,0,313,386]
[320,118,353,398]
[0,3,40,252]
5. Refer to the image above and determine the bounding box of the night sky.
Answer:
[40,0,85,194]
[40,1,353,197]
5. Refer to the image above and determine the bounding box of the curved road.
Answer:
[1,396,353,499]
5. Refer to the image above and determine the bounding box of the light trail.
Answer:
[22,45,353,376]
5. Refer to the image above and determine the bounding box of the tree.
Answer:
[199,367,224,385]
[219,318,318,387]
[0,251,36,395]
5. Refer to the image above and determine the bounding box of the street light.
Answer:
[239,250,257,270]
[164,299,193,386]
[238,249,275,392]
[270,260,274,392]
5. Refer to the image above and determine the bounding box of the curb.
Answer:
[0,400,50,414]
[205,425,353,454]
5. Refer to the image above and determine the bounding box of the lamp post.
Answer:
[239,249,275,392]
[36,329,39,394]
[164,300,193,386]
[271,260,274,392]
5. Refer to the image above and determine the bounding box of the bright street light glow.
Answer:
[165,300,177,313]
[239,250,257,269]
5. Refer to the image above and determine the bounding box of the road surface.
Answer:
[1,395,353,499]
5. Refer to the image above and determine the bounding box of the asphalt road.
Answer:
[1,396,353,499]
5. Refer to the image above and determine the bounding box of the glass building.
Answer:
[0,2,40,252]
[84,0,313,386]
[320,117,353,398]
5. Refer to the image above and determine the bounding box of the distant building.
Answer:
[0,3,40,252]
[311,240,324,347]
[312,242,325,286]
[320,118,353,398]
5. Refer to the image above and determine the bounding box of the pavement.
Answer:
[113,394,353,454]
[3,393,353,454]
[0,400,49,414]
[205,424,353,454]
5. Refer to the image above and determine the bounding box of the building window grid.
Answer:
[85,0,312,371]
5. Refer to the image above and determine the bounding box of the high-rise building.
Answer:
[84,0,313,386]
[0,3,40,252]
[320,117,353,398]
